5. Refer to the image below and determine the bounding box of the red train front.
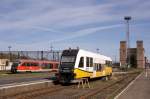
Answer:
[11,59,59,73]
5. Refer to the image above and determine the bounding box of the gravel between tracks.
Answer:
[2,71,141,99]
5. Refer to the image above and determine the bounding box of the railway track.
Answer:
[79,72,140,99]
[2,83,76,99]
[1,72,141,99]
[2,85,61,99]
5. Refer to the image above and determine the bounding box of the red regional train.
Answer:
[11,59,59,73]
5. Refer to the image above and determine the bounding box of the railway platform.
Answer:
[115,69,150,99]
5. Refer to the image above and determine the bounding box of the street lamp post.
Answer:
[124,16,131,68]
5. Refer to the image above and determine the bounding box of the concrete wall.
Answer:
[0,59,10,71]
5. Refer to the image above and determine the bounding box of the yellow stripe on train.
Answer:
[74,66,112,79]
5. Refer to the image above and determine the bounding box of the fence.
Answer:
[0,51,62,71]
[0,51,62,61]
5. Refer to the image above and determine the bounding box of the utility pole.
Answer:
[114,55,117,63]
[50,44,53,52]
[8,46,12,61]
[41,51,44,60]
[124,16,131,68]
[50,44,54,60]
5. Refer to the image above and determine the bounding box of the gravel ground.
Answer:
[1,69,142,99]
[0,72,55,85]
[31,71,141,99]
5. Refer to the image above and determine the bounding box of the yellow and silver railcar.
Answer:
[58,49,112,83]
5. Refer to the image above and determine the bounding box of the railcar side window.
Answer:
[79,57,84,68]
[96,64,99,70]
[94,63,102,71]
[31,63,38,66]
[99,64,102,71]
[48,63,53,69]
[55,64,59,68]
[34,63,39,66]
[30,63,33,66]
[41,63,53,69]
[22,62,30,66]
[25,63,31,67]
[94,63,97,70]
[90,58,93,67]
[106,61,112,66]
[86,57,89,67]
[86,57,93,67]
[22,63,26,66]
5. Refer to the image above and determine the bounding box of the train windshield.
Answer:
[61,56,76,63]
[60,49,78,68]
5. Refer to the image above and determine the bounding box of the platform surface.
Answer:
[116,69,150,99]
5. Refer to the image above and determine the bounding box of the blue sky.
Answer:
[0,0,150,61]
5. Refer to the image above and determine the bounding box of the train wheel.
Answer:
[108,73,112,80]
[53,80,60,85]
[102,76,109,81]
[11,69,17,73]
[105,76,109,81]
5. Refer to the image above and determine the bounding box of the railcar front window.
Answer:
[61,56,76,63]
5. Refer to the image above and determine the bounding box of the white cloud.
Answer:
[0,0,149,31]
[0,0,150,59]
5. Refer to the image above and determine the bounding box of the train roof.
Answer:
[13,59,59,63]
[78,49,112,61]
[63,49,112,61]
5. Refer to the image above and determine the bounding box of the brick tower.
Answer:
[137,41,145,68]
[120,41,127,66]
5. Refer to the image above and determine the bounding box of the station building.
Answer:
[120,40,145,68]
[0,59,12,71]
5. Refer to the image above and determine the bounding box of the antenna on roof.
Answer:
[68,47,72,50]
[96,48,100,53]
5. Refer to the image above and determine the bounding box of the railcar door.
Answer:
[93,63,103,77]
[93,63,97,77]
[85,57,93,72]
